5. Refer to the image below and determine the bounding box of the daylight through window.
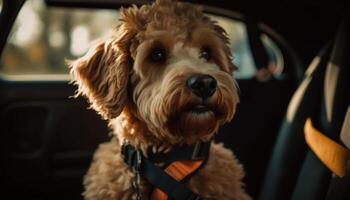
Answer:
[0,0,283,80]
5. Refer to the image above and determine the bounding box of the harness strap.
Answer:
[142,158,202,200]
[304,118,350,177]
[147,142,210,164]
[151,160,203,200]
[122,143,208,200]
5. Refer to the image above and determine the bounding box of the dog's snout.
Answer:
[186,74,217,99]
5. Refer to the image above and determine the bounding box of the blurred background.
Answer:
[0,0,283,79]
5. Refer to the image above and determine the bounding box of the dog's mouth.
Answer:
[165,99,228,140]
[186,104,214,114]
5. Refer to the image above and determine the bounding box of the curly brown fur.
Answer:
[69,0,250,199]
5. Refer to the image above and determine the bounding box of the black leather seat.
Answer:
[259,14,350,200]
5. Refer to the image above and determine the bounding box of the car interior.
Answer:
[0,0,349,199]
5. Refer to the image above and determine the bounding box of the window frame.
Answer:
[0,0,25,58]
[204,5,303,83]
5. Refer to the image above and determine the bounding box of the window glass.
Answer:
[209,14,284,79]
[0,0,283,80]
[0,0,119,75]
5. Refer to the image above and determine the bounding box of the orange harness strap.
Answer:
[151,160,203,200]
[304,118,350,177]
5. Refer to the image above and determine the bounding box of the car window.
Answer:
[209,14,283,79]
[0,0,283,80]
[0,0,119,76]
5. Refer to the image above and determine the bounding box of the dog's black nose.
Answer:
[186,74,217,99]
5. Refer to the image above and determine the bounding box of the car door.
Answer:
[0,1,111,199]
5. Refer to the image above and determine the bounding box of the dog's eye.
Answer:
[149,48,166,63]
[200,47,211,61]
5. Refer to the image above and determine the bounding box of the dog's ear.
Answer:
[69,7,139,119]
[213,24,238,73]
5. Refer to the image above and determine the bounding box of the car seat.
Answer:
[259,13,350,200]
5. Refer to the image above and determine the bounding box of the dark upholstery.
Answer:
[259,14,350,200]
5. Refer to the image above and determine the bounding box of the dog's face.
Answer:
[70,0,239,145]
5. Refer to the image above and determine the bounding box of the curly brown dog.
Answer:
[69,0,251,199]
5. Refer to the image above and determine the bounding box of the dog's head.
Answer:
[70,0,239,145]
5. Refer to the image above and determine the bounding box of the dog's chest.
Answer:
[83,140,248,200]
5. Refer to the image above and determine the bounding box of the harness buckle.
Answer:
[121,141,143,169]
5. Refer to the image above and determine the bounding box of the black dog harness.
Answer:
[121,141,211,200]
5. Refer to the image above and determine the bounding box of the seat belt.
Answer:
[304,118,350,177]
[304,117,350,200]
[325,107,350,200]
